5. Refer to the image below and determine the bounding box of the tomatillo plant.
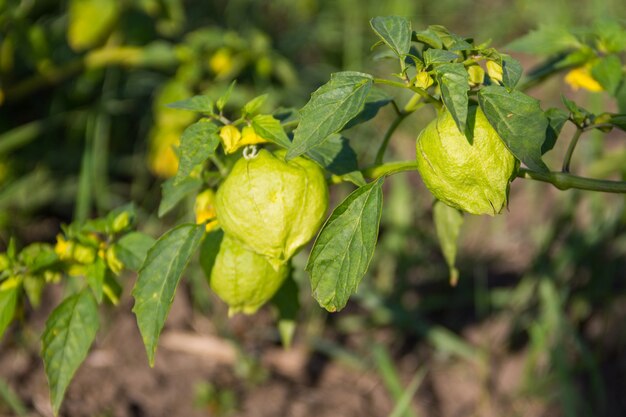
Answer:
[1,16,625,416]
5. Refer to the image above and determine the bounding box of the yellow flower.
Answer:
[209,48,235,77]
[54,235,74,261]
[219,125,269,154]
[564,66,603,92]
[194,189,219,232]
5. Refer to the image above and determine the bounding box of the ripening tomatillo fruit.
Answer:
[215,149,328,266]
[415,104,517,215]
[209,234,289,315]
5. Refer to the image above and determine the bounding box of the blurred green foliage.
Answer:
[1,1,626,416]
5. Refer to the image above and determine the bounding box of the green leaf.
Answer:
[435,63,469,133]
[158,176,203,218]
[113,232,156,272]
[307,177,384,312]
[42,290,99,416]
[562,96,592,127]
[414,28,443,49]
[286,72,373,160]
[216,81,236,113]
[591,55,622,95]
[0,277,20,340]
[370,16,412,58]
[543,108,569,154]
[424,49,459,65]
[251,114,292,148]
[428,25,472,51]
[166,95,215,113]
[478,86,549,172]
[617,82,626,113]
[307,134,366,186]
[609,114,626,132]
[506,24,581,55]
[198,229,224,280]
[433,201,464,286]
[271,276,299,349]
[132,224,205,366]
[174,121,220,185]
[86,257,106,303]
[501,55,522,90]
[242,94,268,117]
[343,87,392,130]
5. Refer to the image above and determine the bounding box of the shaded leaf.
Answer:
[343,87,392,130]
[307,177,384,312]
[198,229,224,280]
[610,114,626,132]
[113,232,156,272]
[543,108,569,154]
[307,134,366,186]
[287,72,373,160]
[42,290,99,415]
[271,276,299,349]
[174,121,220,184]
[478,86,549,172]
[428,25,472,51]
[435,63,469,133]
[591,54,623,95]
[251,114,292,148]
[158,176,203,218]
[370,16,412,57]
[132,224,205,366]
[86,258,106,303]
[424,49,459,65]
[166,95,214,113]
[0,277,20,340]
[501,55,523,90]
[433,201,464,286]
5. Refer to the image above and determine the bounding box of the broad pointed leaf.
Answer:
[158,176,203,218]
[370,16,412,57]
[174,121,220,184]
[501,55,522,90]
[307,177,384,312]
[287,72,372,160]
[435,63,469,133]
[591,54,622,95]
[166,95,214,113]
[113,232,156,272]
[433,201,464,286]
[132,224,205,366]
[307,134,366,186]
[424,49,459,65]
[42,290,99,416]
[478,86,549,172]
[251,114,292,149]
[0,277,20,340]
[543,108,569,154]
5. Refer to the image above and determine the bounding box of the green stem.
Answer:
[374,113,410,165]
[361,160,626,193]
[562,128,583,173]
[516,168,626,193]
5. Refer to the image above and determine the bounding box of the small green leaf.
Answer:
[414,28,443,49]
[543,108,569,154]
[562,96,592,127]
[174,121,220,185]
[287,72,373,160]
[113,232,156,272]
[307,177,384,312]
[478,86,549,172]
[242,94,268,117]
[0,277,20,340]
[591,54,622,95]
[370,16,412,58]
[501,55,522,90]
[433,201,464,286]
[271,276,299,349]
[251,114,292,148]
[132,224,205,366]
[86,257,106,303]
[307,134,366,186]
[158,176,203,218]
[609,114,626,132]
[216,81,236,113]
[428,25,472,51]
[42,290,99,416]
[424,49,459,65]
[198,229,224,280]
[435,63,469,134]
[166,95,215,113]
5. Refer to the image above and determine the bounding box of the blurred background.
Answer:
[1,0,626,416]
